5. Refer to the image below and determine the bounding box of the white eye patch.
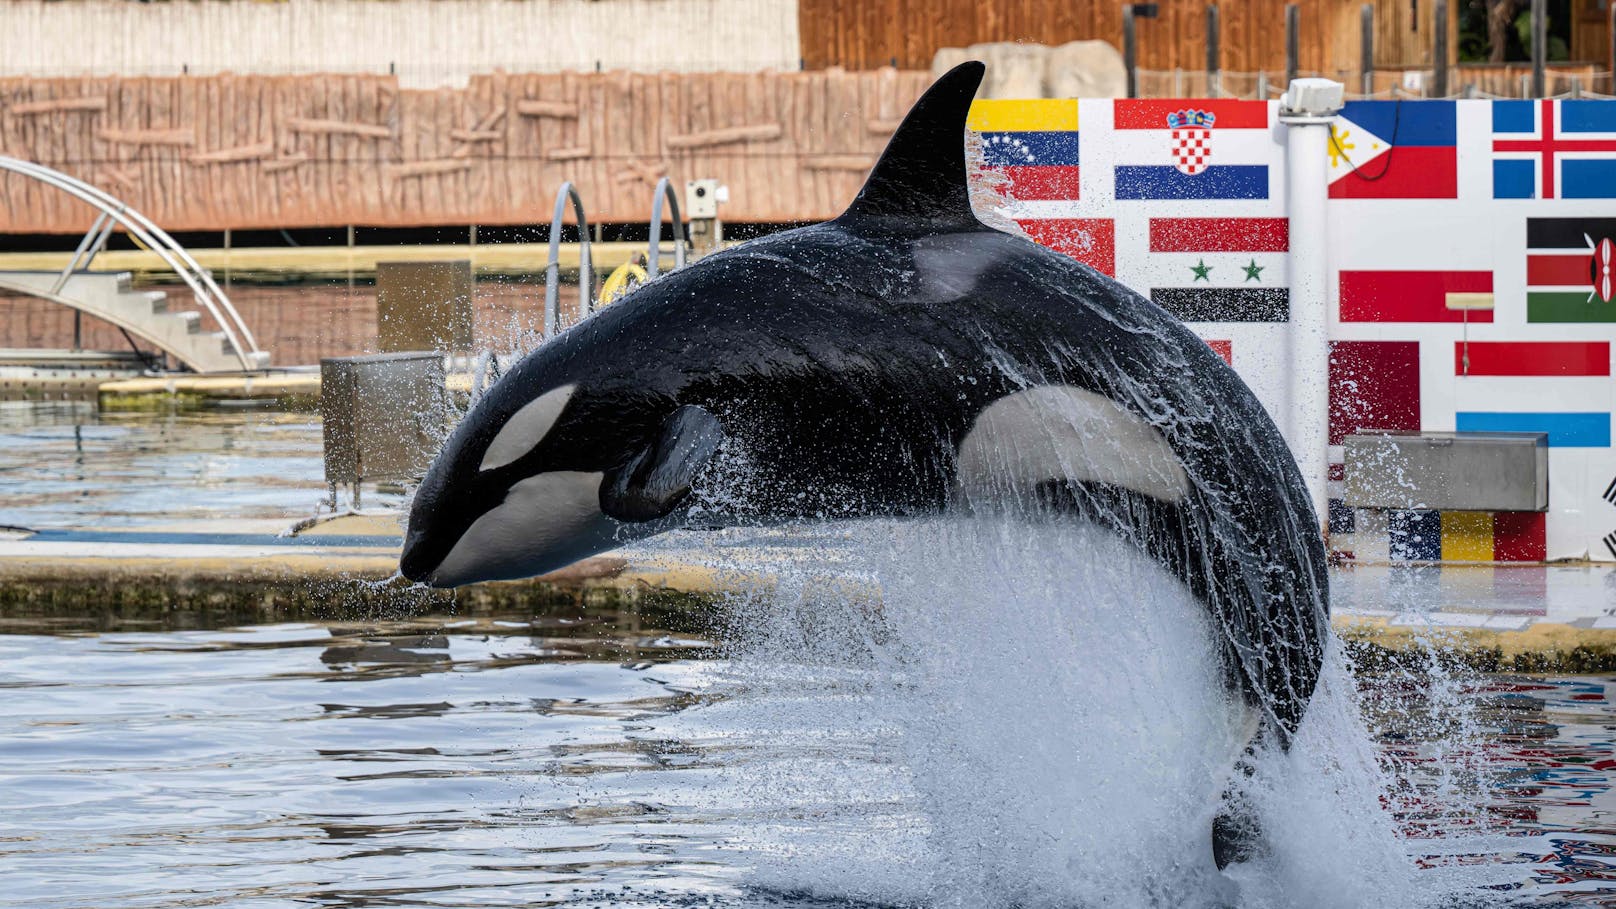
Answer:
[479,383,577,472]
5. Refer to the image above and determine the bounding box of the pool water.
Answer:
[5,407,1616,907]
[3,601,1615,908]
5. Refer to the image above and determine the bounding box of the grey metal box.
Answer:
[376,260,474,354]
[321,352,447,487]
[1343,431,1548,512]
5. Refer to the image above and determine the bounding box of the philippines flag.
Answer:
[1493,100,1616,199]
[1327,101,1457,199]
[1112,100,1273,201]
[968,99,1082,201]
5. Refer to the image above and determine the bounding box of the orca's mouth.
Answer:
[398,530,445,586]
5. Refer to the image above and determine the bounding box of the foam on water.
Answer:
[662,517,1505,908]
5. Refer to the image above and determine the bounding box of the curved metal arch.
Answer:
[647,177,688,279]
[0,156,263,371]
[543,182,593,338]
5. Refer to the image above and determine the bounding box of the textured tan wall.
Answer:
[0,69,931,232]
[0,0,801,86]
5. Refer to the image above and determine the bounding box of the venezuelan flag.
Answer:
[968,100,1080,201]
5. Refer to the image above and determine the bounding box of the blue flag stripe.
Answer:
[1340,100,1456,147]
[1493,159,1536,198]
[1561,101,1616,134]
[1454,411,1611,447]
[1492,100,1537,134]
[1114,165,1268,200]
[979,131,1080,167]
[1561,160,1616,199]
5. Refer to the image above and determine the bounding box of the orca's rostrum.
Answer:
[400,62,1330,866]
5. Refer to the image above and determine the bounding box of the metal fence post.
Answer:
[1432,0,1449,97]
[1286,4,1300,86]
[1123,4,1138,99]
[1531,0,1546,98]
[1360,4,1374,96]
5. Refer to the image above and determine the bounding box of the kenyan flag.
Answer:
[1527,218,1616,322]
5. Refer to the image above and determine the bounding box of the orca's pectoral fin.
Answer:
[1211,804,1265,870]
[601,405,723,522]
[1212,722,1272,870]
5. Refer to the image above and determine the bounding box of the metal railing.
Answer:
[647,176,687,279]
[0,155,263,371]
[543,181,592,339]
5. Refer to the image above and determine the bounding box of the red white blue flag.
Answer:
[1328,100,1457,199]
[1493,100,1616,199]
[1113,100,1272,200]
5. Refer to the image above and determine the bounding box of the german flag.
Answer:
[1527,217,1616,323]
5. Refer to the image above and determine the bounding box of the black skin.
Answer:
[402,61,1330,867]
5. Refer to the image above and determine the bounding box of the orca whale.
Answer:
[400,61,1329,866]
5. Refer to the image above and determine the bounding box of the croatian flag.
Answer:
[1327,101,1457,199]
[1493,100,1616,199]
[1113,100,1273,201]
[968,99,1082,201]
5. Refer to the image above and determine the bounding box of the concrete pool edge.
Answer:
[3,546,1616,670]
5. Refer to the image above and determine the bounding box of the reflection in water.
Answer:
[0,402,341,529]
[0,603,1614,907]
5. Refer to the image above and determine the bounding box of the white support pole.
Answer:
[1278,78,1344,532]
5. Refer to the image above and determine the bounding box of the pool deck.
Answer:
[3,514,1615,668]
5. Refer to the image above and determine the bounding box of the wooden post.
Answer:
[1531,0,1546,97]
[1286,4,1301,86]
[1360,4,1374,95]
[1432,0,1449,97]
[1207,6,1221,97]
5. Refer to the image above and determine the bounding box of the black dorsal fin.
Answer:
[839,61,985,230]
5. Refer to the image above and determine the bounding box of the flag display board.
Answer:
[974,96,1616,563]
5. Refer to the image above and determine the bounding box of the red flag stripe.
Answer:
[1016,218,1115,277]
[1339,270,1494,323]
[1150,217,1289,253]
[1205,339,1232,364]
[988,165,1081,201]
[1493,512,1547,562]
[1455,341,1610,376]
[1113,99,1271,130]
[1327,147,1458,199]
[1527,253,1593,287]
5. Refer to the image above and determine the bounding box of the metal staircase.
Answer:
[0,156,268,373]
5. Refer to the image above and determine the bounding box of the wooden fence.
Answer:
[0,69,932,233]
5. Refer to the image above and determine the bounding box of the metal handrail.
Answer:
[0,156,262,370]
[30,160,260,355]
[647,176,687,279]
[543,181,592,338]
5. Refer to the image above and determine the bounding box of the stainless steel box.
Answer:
[1343,430,1549,512]
[321,352,447,489]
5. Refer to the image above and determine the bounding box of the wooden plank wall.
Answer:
[799,0,1363,74]
[0,69,932,233]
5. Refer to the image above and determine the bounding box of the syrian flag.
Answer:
[1143,217,1289,321]
[1526,217,1616,323]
